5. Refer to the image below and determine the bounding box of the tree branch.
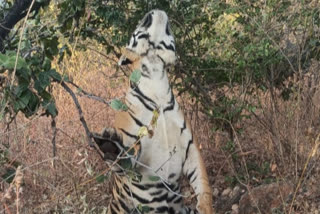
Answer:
[68,81,111,106]
[60,81,93,146]
[59,81,106,160]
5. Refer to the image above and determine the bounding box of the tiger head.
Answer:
[119,9,176,67]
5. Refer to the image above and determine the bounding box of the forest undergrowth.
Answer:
[1,47,320,213]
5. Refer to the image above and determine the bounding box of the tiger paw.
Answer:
[93,127,123,161]
[118,47,142,68]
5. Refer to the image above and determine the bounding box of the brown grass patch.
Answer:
[1,48,320,213]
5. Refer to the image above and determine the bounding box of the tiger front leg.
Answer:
[183,141,213,214]
[92,127,124,161]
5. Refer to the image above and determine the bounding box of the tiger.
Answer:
[93,9,213,214]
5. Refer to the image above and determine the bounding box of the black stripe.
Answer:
[156,206,169,213]
[150,189,163,196]
[167,193,177,203]
[132,35,138,47]
[166,22,171,35]
[173,196,183,204]
[157,54,166,66]
[191,174,197,183]
[180,121,186,134]
[160,41,175,51]
[132,181,170,191]
[156,45,163,50]
[163,91,175,112]
[172,184,180,192]
[110,205,118,214]
[150,193,168,203]
[119,128,138,140]
[141,72,150,78]
[119,58,132,65]
[137,33,150,40]
[114,181,120,194]
[142,13,153,28]
[149,41,155,48]
[169,207,175,214]
[119,198,131,213]
[132,85,157,106]
[147,182,166,189]
[123,184,150,204]
[132,94,154,111]
[131,182,148,190]
[134,30,143,36]
[110,203,120,214]
[141,64,151,78]
[129,112,144,127]
[169,173,176,179]
[185,139,193,160]
[187,169,196,181]
[142,64,150,75]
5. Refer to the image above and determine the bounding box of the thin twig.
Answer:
[51,116,57,168]
[68,81,111,106]
[134,159,189,198]
[10,0,36,88]
[60,81,93,147]
[0,157,58,185]
[59,81,109,160]
[288,134,320,214]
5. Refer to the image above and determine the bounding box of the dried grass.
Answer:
[1,47,320,213]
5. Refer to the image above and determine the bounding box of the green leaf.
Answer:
[141,206,150,213]
[23,92,40,117]
[148,175,160,182]
[0,53,28,70]
[16,57,28,70]
[118,158,132,170]
[42,58,51,71]
[138,204,142,211]
[14,81,29,97]
[62,74,70,82]
[40,91,52,103]
[14,89,32,111]
[0,53,7,67]
[1,55,15,69]
[42,36,59,59]
[16,68,31,81]
[110,99,128,111]
[95,174,107,183]
[130,69,141,83]
[48,69,62,81]
[39,72,50,88]
[45,102,58,117]
[137,204,151,213]
[1,168,16,183]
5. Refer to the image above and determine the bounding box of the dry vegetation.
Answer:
[1,46,320,214]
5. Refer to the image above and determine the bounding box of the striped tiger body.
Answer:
[94,10,213,214]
